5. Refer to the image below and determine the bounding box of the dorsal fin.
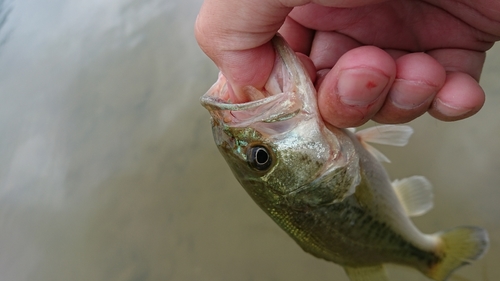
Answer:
[355,125,413,162]
[392,176,433,217]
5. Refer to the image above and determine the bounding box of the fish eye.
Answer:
[247,145,273,171]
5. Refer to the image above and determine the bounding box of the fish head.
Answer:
[201,36,354,201]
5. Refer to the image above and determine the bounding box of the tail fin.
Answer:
[427,226,489,281]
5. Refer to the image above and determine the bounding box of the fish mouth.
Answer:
[200,75,301,127]
[200,35,317,127]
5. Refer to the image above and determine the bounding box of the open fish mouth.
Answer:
[200,35,317,127]
[200,74,301,127]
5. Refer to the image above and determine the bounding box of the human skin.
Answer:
[195,0,500,128]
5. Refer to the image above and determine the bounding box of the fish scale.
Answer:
[267,189,439,270]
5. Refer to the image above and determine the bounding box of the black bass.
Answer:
[200,35,489,281]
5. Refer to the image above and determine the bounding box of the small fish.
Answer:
[200,35,489,281]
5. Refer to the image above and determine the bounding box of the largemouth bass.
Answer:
[200,35,489,281]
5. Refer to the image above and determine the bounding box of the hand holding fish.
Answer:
[195,0,500,127]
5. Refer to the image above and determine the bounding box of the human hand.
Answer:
[195,0,500,127]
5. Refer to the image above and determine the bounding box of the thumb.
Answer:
[195,0,387,102]
[195,0,291,102]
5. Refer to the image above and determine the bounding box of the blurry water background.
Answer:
[0,0,498,280]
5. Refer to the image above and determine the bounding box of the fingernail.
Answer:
[390,80,435,110]
[433,98,472,117]
[337,68,389,106]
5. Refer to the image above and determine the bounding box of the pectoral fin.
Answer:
[392,176,433,217]
[355,125,414,163]
[344,265,388,281]
[355,125,414,146]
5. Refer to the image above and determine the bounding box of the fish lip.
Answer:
[201,83,303,127]
[200,90,285,112]
[199,68,298,126]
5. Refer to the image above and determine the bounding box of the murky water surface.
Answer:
[0,0,499,280]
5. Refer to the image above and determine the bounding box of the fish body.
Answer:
[201,35,488,281]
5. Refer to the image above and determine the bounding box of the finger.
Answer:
[372,52,446,123]
[383,49,409,60]
[195,0,390,103]
[317,46,396,128]
[309,31,362,69]
[278,17,315,55]
[309,31,363,88]
[428,72,485,121]
[296,52,317,82]
[425,49,486,121]
[195,0,291,102]
[427,48,486,81]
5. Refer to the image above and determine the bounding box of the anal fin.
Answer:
[344,265,388,281]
